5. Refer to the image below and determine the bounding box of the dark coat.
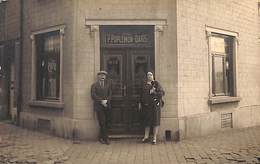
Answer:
[140,80,165,126]
[91,80,112,111]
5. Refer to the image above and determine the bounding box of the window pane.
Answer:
[211,37,225,53]
[213,56,225,95]
[225,54,233,96]
[211,34,234,97]
[133,56,148,96]
[36,31,60,100]
[225,37,234,95]
[225,37,233,54]
[106,56,123,97]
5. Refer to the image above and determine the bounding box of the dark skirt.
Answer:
[142,104,161,126]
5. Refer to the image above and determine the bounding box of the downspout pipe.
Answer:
[17,0,23,126]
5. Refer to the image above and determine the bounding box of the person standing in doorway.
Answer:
[91,71,112,145]
[139,72,165,145]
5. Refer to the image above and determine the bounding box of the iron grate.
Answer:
[37,118,51,132]
[221,113,233,128]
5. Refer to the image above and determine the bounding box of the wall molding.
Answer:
[85,18,167,26]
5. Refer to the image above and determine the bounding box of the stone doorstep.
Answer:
[108,134,143,139]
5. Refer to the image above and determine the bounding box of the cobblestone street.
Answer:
[0,122,260,164]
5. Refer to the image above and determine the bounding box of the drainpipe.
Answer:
[17,0,24,126]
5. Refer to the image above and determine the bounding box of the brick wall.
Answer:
[177,0,260,117]
[5,0,20,40]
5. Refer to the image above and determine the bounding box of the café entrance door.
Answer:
[100,26,155,134]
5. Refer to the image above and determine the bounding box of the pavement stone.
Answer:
[1,122,260,163]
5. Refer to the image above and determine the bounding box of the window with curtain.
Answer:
[35,30,60,100]
[210,34,234,96]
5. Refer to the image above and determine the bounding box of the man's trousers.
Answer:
[96,109,109,141]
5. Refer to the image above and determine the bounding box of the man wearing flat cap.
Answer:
[91,70,112,144]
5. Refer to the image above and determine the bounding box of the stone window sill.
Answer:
[29,100,64,109]
[209,96,241,104]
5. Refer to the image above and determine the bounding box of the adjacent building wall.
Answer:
[0,0,20,120]
[177,0,260,139]
[0,0,20,41]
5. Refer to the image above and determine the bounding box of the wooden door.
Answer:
[102,49,154,134]
[126,49,153,133]
[102,49,127,133]
[100,25,154,134]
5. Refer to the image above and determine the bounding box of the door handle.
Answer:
[122,85,126,96]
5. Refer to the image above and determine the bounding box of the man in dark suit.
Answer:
[91,71,112,145]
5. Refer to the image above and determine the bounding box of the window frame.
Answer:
[29,25,65,108]
[206,26,241,104]
[35,30,61,100]
[211,34,234,97]
[212,53,226,96]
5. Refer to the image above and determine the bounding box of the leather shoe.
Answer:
[99,138,105,144]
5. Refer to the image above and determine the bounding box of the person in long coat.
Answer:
[139,72,165,144]
[91,71,112,145]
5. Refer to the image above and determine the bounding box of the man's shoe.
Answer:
[99,138,105,144]
[152,139,156,145]
[142,138,149,143]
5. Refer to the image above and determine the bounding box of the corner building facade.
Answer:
[20,0,260,140]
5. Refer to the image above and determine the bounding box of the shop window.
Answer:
[35,30,60,100]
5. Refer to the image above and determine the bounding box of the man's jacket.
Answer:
[91,80,112,111]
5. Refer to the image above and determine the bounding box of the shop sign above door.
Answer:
[100,26,154,48]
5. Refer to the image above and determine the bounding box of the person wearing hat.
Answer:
[139,72,165,145]
[91,70,112,145]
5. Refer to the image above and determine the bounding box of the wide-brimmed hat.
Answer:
[97,70,108,75]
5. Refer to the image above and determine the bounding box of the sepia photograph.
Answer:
[0,0,260,163]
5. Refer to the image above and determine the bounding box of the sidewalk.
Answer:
[0,122,260,164]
